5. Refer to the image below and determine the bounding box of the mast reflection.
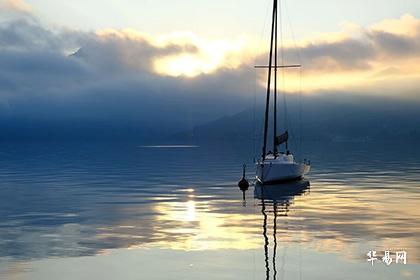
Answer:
[255,180,310,280]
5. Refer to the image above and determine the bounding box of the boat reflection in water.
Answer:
[254,180,310,280]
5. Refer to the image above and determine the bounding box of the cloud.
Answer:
[0,8,419,140]
[296,38,374,71]
[69,14,420,95]
[249,14,420,93]
[370,14,420,36]
[0,15,256,140]
[0,0,31,13]
[369,30,420,58]
[289,14,420,70]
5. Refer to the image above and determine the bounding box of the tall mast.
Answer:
[262,0,277,160]
[273,0,278,156]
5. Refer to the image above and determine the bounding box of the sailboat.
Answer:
[256,0,310,184]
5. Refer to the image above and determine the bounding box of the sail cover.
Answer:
[275,131,289,146]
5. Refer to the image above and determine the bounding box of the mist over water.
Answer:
[0,141,419,279]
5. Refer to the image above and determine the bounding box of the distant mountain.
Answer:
[3,93,418,143]
[174,95,420,144]
[174,108,256,143]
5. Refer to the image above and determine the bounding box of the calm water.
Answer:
[0,141,419,280]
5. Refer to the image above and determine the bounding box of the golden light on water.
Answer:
[142,181,420,263]
[185,200,196,222]
[152,199,260,251]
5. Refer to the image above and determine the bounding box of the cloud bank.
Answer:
[0,8,256,140]
[253,14,420,94]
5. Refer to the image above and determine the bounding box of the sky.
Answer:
[22,0,420,38]
[0,0,419,140]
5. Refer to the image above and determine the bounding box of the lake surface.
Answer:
[0,141,419,280]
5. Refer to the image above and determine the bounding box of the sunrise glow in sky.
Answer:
[2,0,420,82]
[4,0,417,93]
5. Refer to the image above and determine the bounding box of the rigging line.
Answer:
[253,53,260,158]
[254,0,272,161]
[279,0,290,151]
[253,67,257,159]
[298,66,303,155]
[284,0,302,66]
[284,0,304,155]
[260,0,272,41]
[273,0,278,155]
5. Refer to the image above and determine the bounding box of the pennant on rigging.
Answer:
[275,131,289,146]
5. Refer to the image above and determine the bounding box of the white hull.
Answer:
[256,154,310,184]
